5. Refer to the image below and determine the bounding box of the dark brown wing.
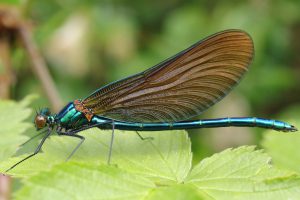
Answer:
[83,30,254,122]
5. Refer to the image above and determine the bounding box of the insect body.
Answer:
[6,30,297,172]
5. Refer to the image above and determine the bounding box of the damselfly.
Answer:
[6,30,297,172]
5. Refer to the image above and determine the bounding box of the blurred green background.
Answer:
[0,0,299,163]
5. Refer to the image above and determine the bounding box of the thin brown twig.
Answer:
[0,7,63,111]
[0,34,14,99]
[18,23,63,112]
[0,7,16,99]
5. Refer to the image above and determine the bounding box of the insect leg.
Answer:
[57,132,85,161]
[19,128,49,147]
[57,121,116,165]
[136,131,154,141]
[6,128,52,172]
[107,121,115,165]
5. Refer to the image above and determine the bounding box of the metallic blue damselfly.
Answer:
[6,30,297,172]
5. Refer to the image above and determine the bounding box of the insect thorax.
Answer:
[55,102,89,130]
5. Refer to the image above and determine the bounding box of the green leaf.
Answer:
[14,162,155,200]
[1,129,192,184]
[185,146,300,200]
[144,184,212,200]
[0,96,34,161]
[262,131,300,174]
[110,130,192,184]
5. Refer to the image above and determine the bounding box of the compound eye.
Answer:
[35,115,47,129]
